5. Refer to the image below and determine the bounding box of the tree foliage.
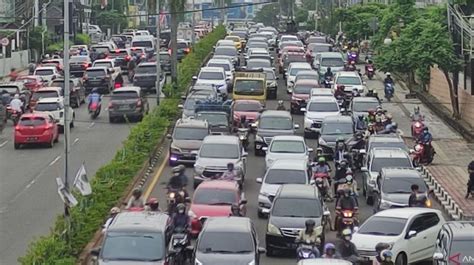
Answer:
[29,27,49,54]
[95,10,128,32]
[335,3,387,40]
[254,4,279,27]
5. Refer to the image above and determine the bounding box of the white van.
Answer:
[131,35,155,54]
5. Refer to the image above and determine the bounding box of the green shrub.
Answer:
[75,34,91,45]
[46,42,64,54]
[19,25,225,265]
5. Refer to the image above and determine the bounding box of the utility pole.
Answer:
[155,0,161,104]
[338,0,342,33]
[314,0,318,32]
[42,3,47,29]
[34,0,39,27]
[191,0,196,45]
[63,0,72,239]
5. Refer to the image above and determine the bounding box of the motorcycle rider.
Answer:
[324,67,334,80]
[8,68,18,81]
[334,85,345,98]
[87,88,101,110]
[352,87,361,97]
[384,73,394,85]
[466,160,474,198]
[334,137,348,165]
[239,115,249,128]
[366,123,376,137]
[221,162,239,181]
[168,165,188,190]
[336,229,360,261]
[418,126,433,155]
[383,113,393,127]
[355,115,368,131]
[351,131,366,150]
[126,188,145,209]
[334,160,349,195]
[367,109,377,123]
[365,59,375,75]
[408,184,426,207]
[102,207,121,232]
[276,100,286,111]
[380,122,398,134]
[28,60,36,75]
[172,203,190,230]
[312,157,333,198]
[335,188,359,232]
[1,90,11,106]
[322,243,341,259]
[379,250,395,265]
[296,219,321,257]
[374,243,391,265]
[145,197,161,212]
[10,94,24,114]
[366,87,380,101]
[410,106,424,121]
[340,174,358,197]
[229,203,243,216]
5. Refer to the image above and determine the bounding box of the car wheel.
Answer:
[14,143,20,149]
[366,195,374,205]
[395,253,407,265]
[47,137,54,148]
[266,246,276,257]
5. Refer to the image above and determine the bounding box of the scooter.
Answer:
[366,64,375,80]
[167,188,189,215]
[168,226,190,265]
[411,120,425,140]
[335,209,358,236]
[237,128,249,151]
[410,141,436,166]
[323,76,332,88]
[6,106,21,125]
[88,101,101,119]
[296,239,320,261]
[384,83,394,102]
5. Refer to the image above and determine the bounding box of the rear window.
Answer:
[132,41,153,48]
[32,91,61,100]
[35,69,54,76]
[19,117,46,126]
[0,86,20,94]
[70,56,89,63]
[265,169,307,184]
[136,65,156,73]
[35,102,62,111]
[177,42,188,49]
[94,62,112,68]
[112,91,139,100]
[86,69,106,77]
[92,47,109,53]
[110,50,128,57]
[207,63,230,71]
[371,157,413,173]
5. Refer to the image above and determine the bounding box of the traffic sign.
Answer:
[0,38,9,46]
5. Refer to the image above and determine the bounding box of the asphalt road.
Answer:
[0,78,158,264]
[147,64,444,265]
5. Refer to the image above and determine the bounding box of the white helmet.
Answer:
[415,144,423,152]
[386,72,391,76]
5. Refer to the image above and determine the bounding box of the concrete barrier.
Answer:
[0,50,29,78]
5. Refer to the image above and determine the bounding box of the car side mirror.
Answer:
[240,199,248,205]
[359,149,366,154]
[258,247,266,254]
[191,150,199,155]
[407,230,417,239]
[251,123,257,128]
[323,210,330,216]
[340,108,346,112]
[433,252,444,261]
[256,178,263,184]
[262,146,268,151]
[242,151,248,157]
[294,124,300,129]
[300,107,306,112]
[192,76,197,81]
[275,76,279,80]
[178,104,184,109]
[308,148,314,152]
[409,149,415,154]
[361,167,368,172]
[363,81,367,85]
[90,247,101,256]
[166,134,172,139]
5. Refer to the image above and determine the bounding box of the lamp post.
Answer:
[155,0,161,104]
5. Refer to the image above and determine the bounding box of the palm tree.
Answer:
[170,0,186,88]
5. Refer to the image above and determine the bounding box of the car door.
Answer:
[418,213,442,259]
[406,213,441,262]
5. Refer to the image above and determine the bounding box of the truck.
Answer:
[232,69,267,104]
[177,27,194,41]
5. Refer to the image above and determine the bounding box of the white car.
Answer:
[193,67,229,99]
[92,59,121,78]
[352,208,445,265]
[286,62,313,92]
[215,39,235,48]
[333,71,366,94]
[207,58,234,82]
[34,97,74,129]
[263,135,313,169]
[310,88,333,98]
[34,66,60,83]
[302,96,341,138]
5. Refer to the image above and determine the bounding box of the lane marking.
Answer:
[49,155,61,166]
[144,152,169,199]
[88,122,95,128]
[0,140,8,148]
[73,138,80,145]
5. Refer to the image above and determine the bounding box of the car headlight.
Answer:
[380,199,391,209]
[188,210,197,218]
[267,223,281,236]
[318,137,327,146]
[194,164,205,174]
[239,134,245,140]
[255,135,263,142]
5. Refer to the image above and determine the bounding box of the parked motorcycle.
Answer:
[237,128,249,151]
[384,83,394,102]
[168,226,190,265]
[410,141,436,166]
[88,101,101,119]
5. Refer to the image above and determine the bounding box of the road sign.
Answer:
[0,38,9,46]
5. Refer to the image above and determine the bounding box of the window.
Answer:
[234,80,264,95]
[32,91,60,100]
[195,113,228,126]
[111,91,138,100]
[101,232,164,261]
[233,102,262,112]
[382,177,427,194]
[270,140,305,153]
[352,101,381,112]
[70,56,89,63]
[371,157,412,173]
[409,213,439,233]
[132,41,153,48]
[321,122,354,135]
[272,198,321,218]
[259,117,292,130]
[198,231,254,253]
[265,169,307,184]
[215,47,236,57]
[86,69,106,77]
[199,143,239,159]
[208,63,230,71]
[173,127,208,140]
[35,69,54,76]
[358,216,407,236]
[193,188,237,205]
[35,103,62,112]
[94,62,112,69]
[308,102,339,112]
[290,67,310,76]
[247,60,271,69]
[199,71,224,80]
[336,76,361,85]
[136,65,156,74]
[321,58,344,67]
[293,85,314,94]
[19,117,46,126]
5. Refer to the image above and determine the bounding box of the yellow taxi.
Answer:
[225,35,242,50]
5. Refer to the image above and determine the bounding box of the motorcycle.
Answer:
[366,64,375,80]
[323,76,332,88]
[6,106,21,125]
[237,128,249,151]
[351,149,366,170]
[296,241,320,261]
[347,51,358,64]
[88,101,101,119]
[167,188,188,215]
[168,226,190,265]
[410,141,436,166]
[336,209,358,235]
[384,83,394,102]
[411,120,425,140]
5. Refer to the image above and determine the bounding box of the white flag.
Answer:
[56,177,78,207]
[73,163,92,196]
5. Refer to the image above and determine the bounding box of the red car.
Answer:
[232,100,264,128]
[16,75,45,92]
[188,180,247,237]
[290,80,316,114]
[14,113,59,149]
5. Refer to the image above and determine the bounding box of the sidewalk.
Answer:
[374,71,474,220]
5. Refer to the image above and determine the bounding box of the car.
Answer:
[262,68,278,99]
[280,52,306,74]
[216,39,236,48]
[92,59,121,80]
[264,135,313,169]
[111,35,128,48]
[33,66,61,83]
[350,96,381,119]
[14,113,59,149]
[168,118,210,166]
[132,62,166,93]
[0,82,31,107]
[49,78,86,108]
[40,58,64,72]
[307,43,332,57]
[131,35,155,55]
[195,110,231,135]
[193,135,247,188]
[30,86,63,108]
[174,39,192,61]
[318,115,355,159]
[306,36,327,44]
[246,58,272,70]
[194,67,229,97]
[256,159,310,217]
[351,208,445,265]
[248,53,274,65]
[108,86,149,122]
[310,88,333,98]
[298,259,351,265]
[253,110,299,156]
[224,35,242,50]
[90,44,112,61]
[373,168,430,212]
[91,211,172,264]
[34,97,74,131]
[193,217,265,264]
[180,90,218,119]
[367,134,409,154]
[16,75,46,92]
[245,41,269,52]
[231,100,264,128]
[82,67,114,94]
[286,62,313,88]
[433,221,474,265]
[265,184,329,256]
[303,96,341,138]
[279,34,299,44]
[69,55,92,77]
[206,58,234,83]
[214,46,239,66]
[333,71,366,94]
[292,70,320,88]
[361,148,414,205]
[290,80,320,114]
[108,48,132,72]
[189,180,247,236]
[315,52,346,78]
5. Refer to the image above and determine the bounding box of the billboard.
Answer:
[0,0,15,23]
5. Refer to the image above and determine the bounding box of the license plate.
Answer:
[27,137,38,142]
[118,106,130,110]
[256,145,261,149]
[363,257,371,261]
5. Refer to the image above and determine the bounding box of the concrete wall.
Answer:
[0,50,29,78]
[428,66,474,128]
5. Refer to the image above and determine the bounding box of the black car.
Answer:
[111,35,128,49]
[132,62,165,92]
[83,67,113,94]
[433,221,474,265]
[109,48,132,72]
[149,51,172,74]
[265,184,329,256]
[69,55,92,77]
[318,115,355,159]
[195,111,231,135]
[193,217,265,265]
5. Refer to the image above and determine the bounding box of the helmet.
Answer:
[305,219,316,228]
[375,242,391,253]
[381,249,393,260]
[278,100,283,105]
[355,131,364,139]
[391,122,398,130]
[132,188,142,198]
[324,243,336,252]
[231,203,240,212]
[345,175,353,183]
[14,94,20,99]
[110,207,121,214]
[318,156,326,163]
[386,72,391,76]
[172,165,185,174]
[340,160,348,167]
[423,126,429,131]
[176,203,186,212]
[386,113,393,120]
[358,114,364,120]
[368,109,375,115]
[227,162,234,170]
[327,67,331,71]
[147,197,158,205]
[342,228,352,237]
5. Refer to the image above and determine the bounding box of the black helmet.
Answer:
[327,67,331,72]
[358,114,364,120]
[176,203,186,212]
[305,219,316,228]
[172,165,185,174]
[231,203,240,212]
[355,131,364,139]
[132,188,142,198]
[375,242,391,253]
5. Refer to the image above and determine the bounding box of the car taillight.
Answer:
[184,48,190,53]
[168,49,172,55]
[125,55,131,61]
[415,122,422,128]
[15,125,20,130]
[114,82,122,89]
[82,63,89,68]
[136,100,142,107]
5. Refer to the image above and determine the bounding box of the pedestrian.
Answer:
[466,160,474,198]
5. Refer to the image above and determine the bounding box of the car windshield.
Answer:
[111,91,139,100]
[199,71,224,80]
[94,62,112,68]
[321,58,345,67]
[193,188,236,205]
[101,232,164,261]
[371,157,412,173]
[35,103,61,111]
[234,80,264,95]
[173,127,208,140]
[19,117,46,126]
[265,71,276,80]
[198,232,254,253]
[196,113,228,126]
[321,122,353,135]
[382,177,426,194]
[308,102,339,112]
[353,101,380,112]
[136,65,156,73]
[70,56,89,62]
[32,91,60,100]
[132,41,153,48]
[265,169,307,184]
[215,47,236,56]
[208,63,231,71]
[272,198,321,217]
[369,142,407,153]
[270,140,305,153]
[296,74,318,81]
[35,69,54,75]
[234,102,261,112]
[294,85,314,94]
[86,69,106,77]
[259,116,292,130]
[336,76,361,85]
[248,43,268,49]
[290,67,310,76]
[358,216,407,236]
[177,42,188,49]
[247,60,271,69]
[200,143,239,159]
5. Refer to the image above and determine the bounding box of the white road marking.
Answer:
[49,155,61,166]
[88,122,95,128]
[73,138,80,145]
[0,140,8,148]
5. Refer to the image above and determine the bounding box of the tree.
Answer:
[254,4,279,27]
[333,3,386,41]
[95,10,128,33]
[170,0,187,88]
